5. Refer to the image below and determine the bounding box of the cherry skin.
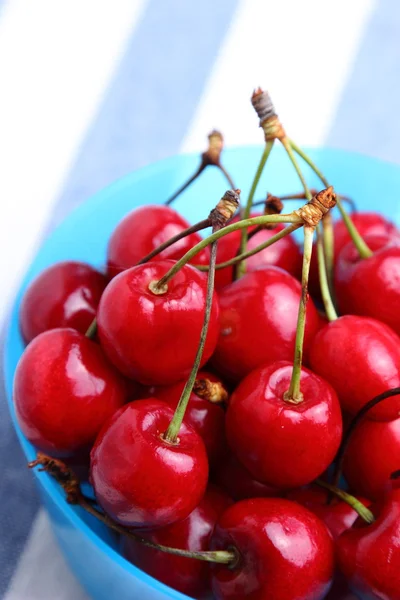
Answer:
[343,416,400,500]
[226,361,342,489]
[211,267,321,382]
[13,328,127,456]
[286,486,371,540]
[90,398,209,528]
[97,260,220,385]
[336,488,400,599]
[215,217,302,290]
[145,370,228,468]
[20,261,107,343]
[122,485,232,598]
[335,233,400,335]
[210,497,334,600]
[310,315,400,421]
[107,205,210,278]
[212,452,281,501]
[308,212,398,301]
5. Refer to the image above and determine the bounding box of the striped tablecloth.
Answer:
[1,0,399,597]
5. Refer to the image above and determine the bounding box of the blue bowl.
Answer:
[4,146,400,599]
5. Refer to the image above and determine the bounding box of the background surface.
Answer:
[0,0,398,597]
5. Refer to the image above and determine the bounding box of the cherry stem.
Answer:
[85,319,98,339]
[289,139,373,259]
[236,140,275,278]
[316,226,338,321]
[195,223,302,272]
[218,163,236,190]
[250,191,356,213]
[315,479,375,524]
[164,239,218,443]
[332,387,400,490]
[284,225,314,404]
[165,163,206,206]
[153,213,300,291]
[281,138,312,201]
[321,213,335,292]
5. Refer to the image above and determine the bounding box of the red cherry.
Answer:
[212,267,321,382]
[14,328,127,456]
[226,361,342,489]
[97,260,220,385]
[213,452,281,501]
[122,485,232,597]
[336,488,400,599]
[308,212,398,300]
[20,261,107,343]
[107,205,210,278]
[335,234,400,335]
[310,315,400,421]
[342,416,400,500]
[215,217,301,289]
[146,370,228,467]
[287,485,371,540]
[210,498,334,600]
[90,398,208,528]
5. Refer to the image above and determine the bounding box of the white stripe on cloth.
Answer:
[4,510,89,600]
[181,0,375,153]
[0,0,147,327]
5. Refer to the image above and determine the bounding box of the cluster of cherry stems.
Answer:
[15,90,400,600]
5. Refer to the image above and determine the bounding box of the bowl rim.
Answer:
[5,143,400,599]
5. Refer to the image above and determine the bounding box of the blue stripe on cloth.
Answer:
[0,1,239,596]
[326,0,400,163]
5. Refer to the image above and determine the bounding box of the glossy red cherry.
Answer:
[215,217,301,290]
[20,261,107,343]
[337,488,400,599]
[97,260,220,385]
[213,452,281,500]
[342,416,400,500]
[226,361,342,489]
[286,485,371,540]
[308,212,398,300]
[14,328,127,456]
[145,370,228,467]
[310,315,400,420]
[107,205,210,278]
[122,485,232,597]
[90,398,208,528]
[210,497,334,600]
[335,233,400,335]
[212,267,321,382]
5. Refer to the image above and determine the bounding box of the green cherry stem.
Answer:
[316,226,338,321]
[236,140,275,278]
[281,138,312,201]
[284,225,314,404]
[315,479,375,524]
[289,139,373,259]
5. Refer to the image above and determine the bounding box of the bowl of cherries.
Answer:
[5,90,400,600]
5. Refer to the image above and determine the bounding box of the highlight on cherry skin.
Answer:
[14,87,400,600]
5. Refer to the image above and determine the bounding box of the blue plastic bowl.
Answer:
[4,146,400,599]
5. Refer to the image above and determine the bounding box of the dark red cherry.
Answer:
[213,452,281,501]
[215,217,301,290]
[107,205,210,278]
[146,370,228,467]
[97,260,220,385]
[335,233,400,335]
[90,399,208,528]
[308,212,398,300]
[343,416,400,500]
[210,498,334,600]
[337,488,400,599]
[20,261,107,343]
[286,485,371,540]
[212,267,321,382]
[122,485,232,597]
[14,328,127,456]
[226,361,342,489]
[310,315,400,420]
